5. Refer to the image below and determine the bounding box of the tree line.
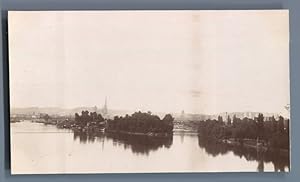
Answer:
[73,110,105,129]
[106,111,174,134]
[64,110,174,135]
[198,113,289,149]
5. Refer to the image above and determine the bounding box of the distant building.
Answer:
[93,106,97,112]
[180,110,185,118]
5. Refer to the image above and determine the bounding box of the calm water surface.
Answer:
[11,121,289,174]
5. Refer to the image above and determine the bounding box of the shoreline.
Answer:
[105,130,173,137]
[213,137,290,157]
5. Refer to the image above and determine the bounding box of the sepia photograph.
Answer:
[8,10,290,174]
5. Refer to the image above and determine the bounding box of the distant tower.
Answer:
[180,110,185,122]
[103,97,108,115]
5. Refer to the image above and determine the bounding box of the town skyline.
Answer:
[10,102,290,119]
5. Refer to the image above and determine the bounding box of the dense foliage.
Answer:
[106,111,174,134]
[198,114,289,149]
[74,110,105,128]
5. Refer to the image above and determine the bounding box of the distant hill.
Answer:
[11,107,68,115]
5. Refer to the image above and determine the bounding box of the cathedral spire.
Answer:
[103,96,108,115]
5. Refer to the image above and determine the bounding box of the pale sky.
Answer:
[8,10,290,115]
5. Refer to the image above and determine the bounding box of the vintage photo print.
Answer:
[8,10,290,174]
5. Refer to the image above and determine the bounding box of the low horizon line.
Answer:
[10,106,287,116]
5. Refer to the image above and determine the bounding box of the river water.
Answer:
[10,121,289,174]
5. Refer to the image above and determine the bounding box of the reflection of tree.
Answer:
[198,136,289,172]
[107,132,173,155]
[73,131,103,143]
[179,132,185,144]
[198,137,229,157]
[257,155,264,172]
[73,132,173,155]
[264,149,290,172]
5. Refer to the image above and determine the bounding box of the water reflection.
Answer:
[73,131,173,155]
[198,136,290,172]
[11,122,291,173]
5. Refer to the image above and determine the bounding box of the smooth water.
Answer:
[10,121,289,174]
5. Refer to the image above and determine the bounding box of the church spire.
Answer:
[103,96,108,115]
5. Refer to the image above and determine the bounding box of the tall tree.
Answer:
[278,116,284,134]
[257,113,264,140]
[227,115,231,125]
[232,115,238,127]
[218,116,223,123]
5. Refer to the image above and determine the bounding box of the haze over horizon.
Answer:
[9,11,290,116]
[10,103,287,116]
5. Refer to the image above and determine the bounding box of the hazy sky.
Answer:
[8,10,289,115]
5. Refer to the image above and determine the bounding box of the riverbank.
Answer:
[219,138,289,157]
[105,129,173,137]
[32,119,57,125]
[29,118,172,137]
[10,119,21,123]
